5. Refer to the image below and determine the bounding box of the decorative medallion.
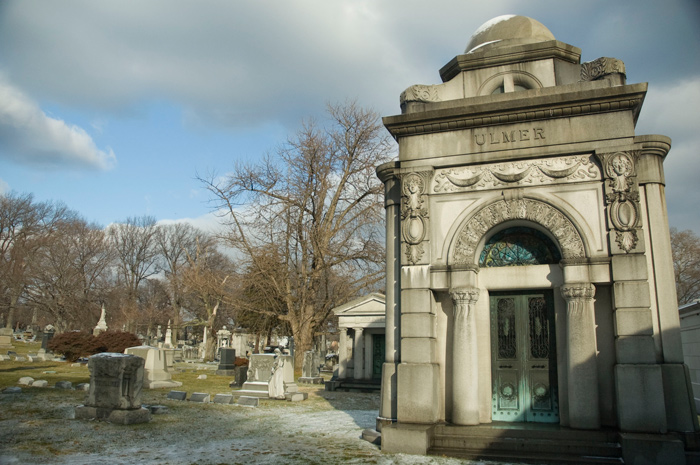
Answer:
[452,199,585,265]
[401,171,431,265]
[532,383,550,402]
[434,155,599,193]
[598,151,641,253]
[500,382,517,401]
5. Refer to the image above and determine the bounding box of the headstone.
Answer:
[0,327,14,349]
[197,374,207,380]
[75,353,151,425]
[166,390,187,401]
[76,383,90,391]
[231,365,248,387]
[2,387,21,394]
[32,380,48,388]
[14,356,26,362]
[299,350,324,384]
[124,345,182,389]
[216,348,236,376]
[213,393,233,404]
[93,304,108,336]
[55,381,73,390]
[148,405,168,414]
[0,354,10,361]
[233,353,299,400]
[18,377,34,386]
[189,392,210,403]
[236,396,259,407]
[41,325,55,350]
[163,320,174,349]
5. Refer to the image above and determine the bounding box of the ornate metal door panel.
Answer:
[491,292,558,423]
[372,335,385,379]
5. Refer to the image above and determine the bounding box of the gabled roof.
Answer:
[333,293,385,317]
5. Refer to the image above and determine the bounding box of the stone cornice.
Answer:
[384,83,647,139]
[439,40,581,82]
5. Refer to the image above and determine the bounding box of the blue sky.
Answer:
[0,0,699,232]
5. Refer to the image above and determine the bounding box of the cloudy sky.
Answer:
[0,0,698,233]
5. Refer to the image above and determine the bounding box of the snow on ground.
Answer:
[0,386,525,465]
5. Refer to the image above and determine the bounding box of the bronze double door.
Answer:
[490,291,559,423]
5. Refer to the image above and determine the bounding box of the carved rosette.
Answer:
[580,57,626,82]
[598,151,641,253]
[433,155,600,193]
[401,171,431,265]
[452,199,585,265]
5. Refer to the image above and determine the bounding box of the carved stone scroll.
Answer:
[580,57,626,82]
[401,171,431,265]
[452,199,585,264]
[597,151,641,253]
[434,155,599,193]
[400,84,440,105]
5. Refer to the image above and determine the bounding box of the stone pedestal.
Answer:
[216,348,237,376]
[233,354,297,399]
[299,350,324,384]
[75,353,151,425]
[124,345,182,389]
[0,328,14,349]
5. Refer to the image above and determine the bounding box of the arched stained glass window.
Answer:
[479,227,561,267]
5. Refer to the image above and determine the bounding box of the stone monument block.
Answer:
[189,392,210,403]
[166,390,187,401]
[124,345,182,389]
[75,352,151,424]
[299,350,324,384]
[0,327,15,349]
[216,348,236,376]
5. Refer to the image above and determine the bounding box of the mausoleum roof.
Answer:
[465,15,555,53]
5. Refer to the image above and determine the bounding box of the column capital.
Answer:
[561,283,595,301]
[450,287,480,305]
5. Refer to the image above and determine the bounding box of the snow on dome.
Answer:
[465,15,555,53]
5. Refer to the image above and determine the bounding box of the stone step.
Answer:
[427,446,623,465]
[433,424,619,443]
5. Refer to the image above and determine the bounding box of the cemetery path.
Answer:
[0,385,523,465]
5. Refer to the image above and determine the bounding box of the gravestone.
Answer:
[189,392,210,403]
[124,345,182,389]
[55,381,73,390]
[213,393,233,404]
[166,390,187,401]
[216,348,237,376]
[32,380,48,388]
[92,304,108,336]
[230,365,248,387]
[237,396,259,407]
[233,353,299,399]
[2,387,21,394]
[298,350,324,384]
[18,377,34,386]
[75,353,151,424]
[148,405,168,414]
[0,328,14,349]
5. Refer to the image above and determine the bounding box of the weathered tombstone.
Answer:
[233,353,299,400]
[148,405,168,414]
[32,380,48,388]
[92,304,108,336]
[0,354,10,361]
[55,381,73,390]
[232,365,248,387]
[189,392,210,403]
[166,391,187,401]
[299,350,324,384]
[213,393,233,404]
[75,353,151,424]
[197,374,208,380]
[216,348,236,376]
[76,383,90,391]
[124,345,182,389]
[0,327,15,349]
[40,325,55,350]
[13,356,26,362]
[18,377,34,386]
[2,387,21,394]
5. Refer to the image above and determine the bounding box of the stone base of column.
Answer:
[397,362,439,423]
[377,361,398,431]
[381,422,435,455]
[615,364,667,433]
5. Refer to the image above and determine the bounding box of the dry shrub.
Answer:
[47,331,95,362]
[92,331,142,354]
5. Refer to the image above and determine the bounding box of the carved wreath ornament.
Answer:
[434,155,599,193]
[401,172,430,265]
[452,199,585,265]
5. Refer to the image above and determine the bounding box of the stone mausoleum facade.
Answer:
[376,15,699,464]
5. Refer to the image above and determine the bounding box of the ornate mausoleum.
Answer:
[376,15,699,464]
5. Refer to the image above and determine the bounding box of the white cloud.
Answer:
[0,76,116,170]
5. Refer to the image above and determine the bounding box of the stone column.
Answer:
[338,328,348,379]
[561,283,600,429]
[353,328,364,380]
[450,287,480,425]
[377,162,401,429]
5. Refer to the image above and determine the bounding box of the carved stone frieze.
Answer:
[580,57,626,82]
[434,155,600,193]
[452,199,585,265]
[401,171,431,265]
[450,287,480,320]
[597,151,641,253]
[400,84,440,105]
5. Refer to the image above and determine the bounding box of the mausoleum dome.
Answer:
[465,15,555,53]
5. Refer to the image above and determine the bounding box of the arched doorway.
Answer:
[481,227,560,423]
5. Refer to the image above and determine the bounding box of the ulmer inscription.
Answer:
[474,127,545,146]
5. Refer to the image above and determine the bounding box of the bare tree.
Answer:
[181,240,233,361]
[25,216,113,332]
[155,222,213,341]
[106,216,160,331]
[0,192,71,329]
[671,227,700,305]
[200,101,393,367]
